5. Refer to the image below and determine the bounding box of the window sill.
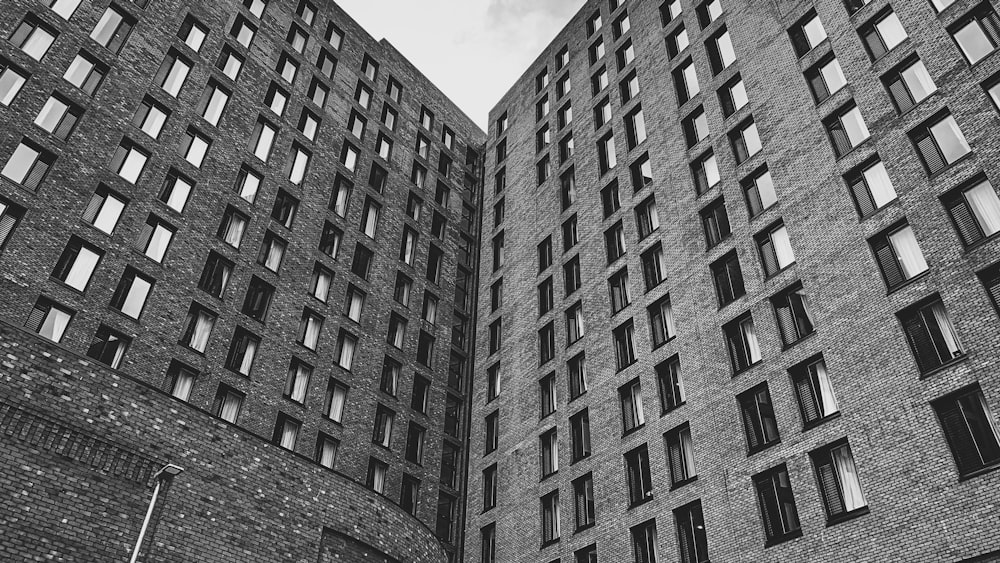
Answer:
[780,330,817,351]
[918,353,968,379]
[927,151,975,180]
[651,336,676,352]
[661,401,686,417]
[833,135,873,162]
[628,495,654,509]
[826,506,869,527]
[540,470,559,482]
[958,461,1000,482]
[961,229,1000,253]
[885,269,931,295]
[747,439,781,457]
[540,538,560,549]
[574,523,595,535]
[621,424,644,438]
[802,411,840,432]
[764,528,803,548]
[670,476,698,490]
[732,359,762,378]
[571,454,591,465]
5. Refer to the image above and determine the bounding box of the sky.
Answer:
[335,0,585,132]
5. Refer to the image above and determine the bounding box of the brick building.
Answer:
[0,0,483,560]
[469,0,1000,562]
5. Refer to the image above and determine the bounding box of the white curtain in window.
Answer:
[291,367,309,402]
[334,187,349,216]
[65,247,100,291]
[632,386,645,426]
[888,226,928,278]
[680,429,697,477]
[328,386,346,422]
[39,309,71,342]
[172,371,194,401]
[864,161,897,208]
[280,422,298,450]
[320,440,337,468]
[348,293,363,322]
[303,316,321,349]
[843,108,870,146]
[977,392,1000,443]
[425,298,437,324]
[403,233,415,263]
[932,116,971,164]
[110,340,127,369]
[165,177,192,212]
[674,364,686,404]
[122,277,152,319]
[225,216,245,247]
[338,337,355,370]
[929,301,962,357]
[313,272,331,302]
[662,301,676,339]
[146,226,172,262]
[771,226,795,269]
[372,463,386,493]
[966,181,1000,236]
[289,150,308,184]
[120,150,147,184]
[743,320,762,363]
[832,445,866,511]
[238,339,256,375]
[220,393,240,422]
[264,241,283,271]
[813,361,839,416]
[363,206,378,238]
[190,312,213,352]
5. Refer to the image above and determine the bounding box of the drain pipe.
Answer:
[129,463,184,563]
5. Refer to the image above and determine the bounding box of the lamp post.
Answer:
[128,463,183,563]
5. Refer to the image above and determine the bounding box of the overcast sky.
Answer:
[336,0,584,132]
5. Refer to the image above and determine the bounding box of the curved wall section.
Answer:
[0,322,446,563]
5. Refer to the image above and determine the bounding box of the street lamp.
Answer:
[128,463,184,563]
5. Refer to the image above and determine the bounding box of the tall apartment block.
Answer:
[0,0,484,560]
[469,0,1000,562]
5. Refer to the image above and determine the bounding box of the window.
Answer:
[273,414,301,451]
[181,128,211,168]
[949,3,1000,64]
[48,0,83,19]
[771,283,814,346]
[285,359,312,403]
[132,96,170,141]
[932,384,1000,478]
[540,427,559,478]
[620,71,640,105]
[110,267,154,319]
[25,298,73,342]
[0,198,24,251]
[605,221,626,263]
[539,322,555,364]
[307,77,328,107]
[541,490,561,545]
[641,244,666,291]
[625,107,647,150]
[696,0,723,27]
[899,295,964,373]
[667,25,689,59]
[535,237,553,272]
[286,143,312,184]
[250,118,277,162]
[566,303,584,344]
[217,45,244,81]
[570,407,591,461]
[594,97,611,132]
[661,0,682,24]
[825,102,870,157]
[753,464,802,546]
[0,59,29,105]
[869,222,929,290]
[942,177,1000,246]
[730,118,762,164]
[573,474,595,531]
[620,377,644,431]
[166,361,196,401]
[805,53,847,104]
[426,245,443,284]
[420,106,434,130]
[844,157,896,217]
[86,325,130,369]
[648,296,675,348]
[136,215,174,263]
[325,378,348,422]
[264,83,289,117]
[665,423,696,487]
[436,492,457,541]
[351,243,373,280]
[537,155,551,185]
[883,56,936,113]
[609,268,631,314]
[564,256,581,296]
[485,410,499,453]
[379,357,401,396]
[155,51,191,97]
[91,6,134,54]
[613,11,631,38]
[674,58,700,104]
[629,155,653,192]
[675,501,709,563]
[11,15,57,61]
[64,51,108,95]
[692,150,720,195]
[682,107,709,148]
[625,444,653,505]
[257,231,286,272]
[316,434,339,471]
[756,221,796,276]
[725,313,761,373]
[297,109,319,141]
[538,277,554,316]
[718,74,748,117]
[417,330,435,367]
[286,24,308,54]
[366,458,387,494]
[325,21,343,48]
[739,383,780,453]
[791,355,839,427]
[274,53,298,84]
[630,519,657,563]
[343,284,363,324]
[559,134,575,164]
[298,309,323,350]
[589,37,606,66]
[2,139,54,189]
[231,15,256,48]
[387,313,406,349]
[712,251,745,306]
[810,440,867,522]
[330,174,352,217]
[701,197,730,248]
[52,236,102,292]
[34,93,83,141]
[334,329,358,371]
[656,356,685,413]
[217,207,248,249]
[859,9,908,60]
[225,328,259,376]
[405,425,425,464]
[480,524,496,563]
[242,276,274,321]
[789,11,827,59]
[706,27,736,74]
[179,303,215,353]
[213,385,243,423]
[592,67,609,97]
[616,39,635,70]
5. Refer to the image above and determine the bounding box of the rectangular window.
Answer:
[0,58,29,105]
[810,440,868,522]
[564,256,581,296]
[620,377,644,431]
[250,118,277,162]
[181,128,211,168]
[284,359,313,403]
[214,385,243,423]
[566,303,584,344]
[351,243,374,280]
[616,39,635,70]
[824,102,870,157]
[166,361,196,401]
[539,322,555,364]
[242,276,274,321]
[883,56,936,113]
[730,118,762,164]
[540,427,558,478]
[641,244,666,291]
[692,150,720,195]
[701,197,731,249]
[682,106,709,148]
[667,25,689,60]
[541,490,561,545]
[136,215,175,263]
[673,58,700,104]
[64,51,108,95]
[0,198,24,251]
[665,423,697,487]
[325,378,348,422]
[771,283,815,346]
[217,45,244,81]
[393,272,411,307]
[48,0,83,20]
[257,231,287,272]
[598,133,617,175]
[573,473,595,531]
[155,50,191,97]
[317,434,339,470]
[11,15,58,61]
[416,330,434,367]
[711,250,745,306]
[26,297,73,342]
[133,96,169,141]
[869,221,929,290]
[648,295,675,348]
[52,236,103,292]
[942,176,1000,246]
[932,384,1000,478]
[911,111,973,174]
[625,106,648,150]
[308,77,328,106]
[538,277,554,316]
[298,309,323,351]
[719,73,748,117]
[845,157,896,217]
[675,500,709,563]
[739,383,780,454]
[570,407,591,461]
[631,519,658,563]
[609,268,631,314]
[2,138,55,190]
[697,0,723,28]
[724,313,761,373]
[225,327,259,376]
[485,410,499,453]
[91,6,135,54]
[899,295,964,373]
[179,303,215,353]
[34,93,83,140]
[756,221,796,276]
[344,284,365,323]
[789,10,827,57]
[805,53,847,103]
[614,320,637,371]
[657,356,685,413]
[754,464,802,546]
[110,267,153,319]
[949,3,1000,64]
[86,324,130,369]
[790,355,839,427]
[563,215,579,252]
[366,458,387,493]
[625,444,653,505]
[231,15,256,48]
[706,26,736,74]
[337,330,358,371]
[859,9,908,60]
[605,221,626,263]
